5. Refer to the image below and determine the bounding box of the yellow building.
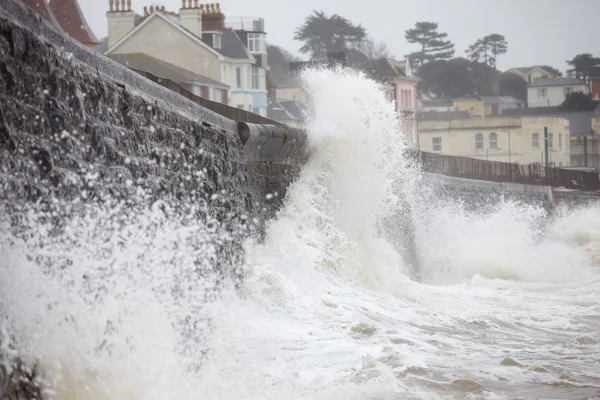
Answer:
[452,95,485,119]
[418,116,571,166]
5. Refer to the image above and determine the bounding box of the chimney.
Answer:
[107,0,135,49]
[202,2,225,31]
[179,0,203,37]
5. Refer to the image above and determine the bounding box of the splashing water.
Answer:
[1,68,600,399]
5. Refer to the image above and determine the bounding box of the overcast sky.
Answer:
[79,0,600,72]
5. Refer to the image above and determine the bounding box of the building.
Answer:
[268,72,306,102]
[589,64,600,99]
[107,53,229,103]
[481,96,524,116]
[229,17,269,116]
[20,0,99,49]
[504,107,597,169]
[527,77,589,108]
[452,95,485,118]
[363,58,420,144]
[267,100,306,128]
[105,1,268,115]
[419,97,454,112]
[418,116,571,167]
[505,66,558,84]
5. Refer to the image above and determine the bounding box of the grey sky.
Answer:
[80,0,600,73]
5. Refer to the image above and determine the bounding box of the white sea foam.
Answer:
[0,67,599,399]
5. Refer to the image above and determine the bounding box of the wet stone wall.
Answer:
[0,1,298,219]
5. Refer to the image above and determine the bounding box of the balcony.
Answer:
[225,17,265,32]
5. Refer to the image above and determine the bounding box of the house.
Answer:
[230,18,269,116]
[527,77,589,108]
[481,96,524,116]
[452,95,485,118]
[419,97,454,112]
[107,53,229,104]
[417,111,471,122]
[589,64,600,99]
[268,72,306,102]
[418,116,571,166]
[363,58,420,144]
[285,52,420,145]
[504,107,598,169]
[105,1,268,115]
[20,0,99,49]
[505,66,558,84]
[267,100,307,128]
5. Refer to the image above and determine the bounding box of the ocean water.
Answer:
[1,68,599,400]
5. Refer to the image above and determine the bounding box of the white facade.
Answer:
[527,79,589,108]
[419,116,571,166]
[221,61,254,111]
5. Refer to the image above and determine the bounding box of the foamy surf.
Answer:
[0,67,599,399]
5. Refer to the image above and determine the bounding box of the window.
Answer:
[214,88,222,103]
[236,68,241,89]
[489,132,498,149]
[566,134,569,150]
[537,88,547,98]
[247,33,265,53]
[532,132,539,148]
[559,133,562,149]
[432,137,442,152]
[549,133,553,148]
[247,105,252,111]
[485,105,492,115]
[564,87,573,96]
[475,133,484,150]
[253,107,260,114]
[469,107,475,116]
[252,67,260,89]
[213,33,221,49]
[237,104,244,109]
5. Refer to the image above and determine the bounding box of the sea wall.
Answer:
[0,0,301,220]
[0,1,306,396]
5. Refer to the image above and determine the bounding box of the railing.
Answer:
[225,17,265,32]
[131,69,280,126]
[407,150,600,191]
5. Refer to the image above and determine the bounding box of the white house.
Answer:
[527,77,589,108]
[418,116,571,167]
[506,66,558,84]
[105,1,266,113]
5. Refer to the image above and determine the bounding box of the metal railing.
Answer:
[409,150,600,191]
[225,17,265,31]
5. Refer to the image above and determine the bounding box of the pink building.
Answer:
[364,59,420,145]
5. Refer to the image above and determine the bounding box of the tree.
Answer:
[294,10,366,60]
[354,36,394,59]
[450,57,498,96]
[498,73,527,102]
[404,21,455,69]
[559,92,599,112]
[417,59,473,98]
[465,34,507,70]
[566,53,600,80]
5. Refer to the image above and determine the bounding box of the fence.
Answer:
[411,150,600,191]
[130,69,280,126]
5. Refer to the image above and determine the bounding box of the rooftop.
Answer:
[417,111,470,121]
[21,0,98,45]
[107,53,228,88]
[502,107,593,135]
[528,77,587,88]
[480,96,525,105]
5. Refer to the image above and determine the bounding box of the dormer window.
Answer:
[213,33,222,49]
[248,33,265,53]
